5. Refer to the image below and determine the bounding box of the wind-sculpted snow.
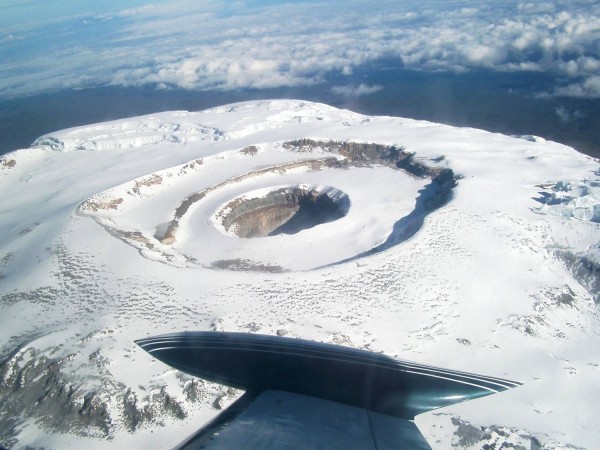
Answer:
[0,100,599,449]
[33,115,225,152]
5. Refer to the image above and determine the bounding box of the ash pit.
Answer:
[219,186,350,238]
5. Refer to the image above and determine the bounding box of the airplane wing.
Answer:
[136,332,521,449]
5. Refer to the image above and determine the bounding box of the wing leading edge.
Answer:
[136,332,521,449]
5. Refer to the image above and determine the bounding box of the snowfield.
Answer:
[0,100,599,449]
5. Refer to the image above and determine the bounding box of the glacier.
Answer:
[0,100,599,449]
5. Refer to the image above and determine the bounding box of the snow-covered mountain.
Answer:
[0,100,599,449]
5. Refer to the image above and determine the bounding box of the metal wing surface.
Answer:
[136,331,521,449]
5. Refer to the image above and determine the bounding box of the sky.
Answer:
[0,0,599,156]
[1,0,599,99]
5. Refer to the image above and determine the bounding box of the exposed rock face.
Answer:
[282,139,403,165]
[0,158,16,169]
[0,346,193,443]
[221,186,350,238]
[554,249,600,304]
[0,348,112,442]
[447,415,581,450]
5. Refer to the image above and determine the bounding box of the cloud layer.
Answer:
[1,0,599,98]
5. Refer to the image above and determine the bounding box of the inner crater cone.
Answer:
[220,186,350,238]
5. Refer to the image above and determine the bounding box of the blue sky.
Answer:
[1,0,599,99]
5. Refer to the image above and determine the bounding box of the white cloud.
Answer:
[1,0,599,99]
[331,83,383,97]
[341,66,353,76]
[555,106,571,122]
[553,76,600,98]
[555,105,585,122]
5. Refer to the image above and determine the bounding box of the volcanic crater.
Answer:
[216,186,350,238]
[79,137,458,271]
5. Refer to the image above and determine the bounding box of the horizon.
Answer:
[1,0,599,157]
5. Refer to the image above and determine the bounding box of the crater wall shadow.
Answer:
[325,169,457,268]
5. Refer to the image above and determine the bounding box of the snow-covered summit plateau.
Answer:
[0,100,599,449]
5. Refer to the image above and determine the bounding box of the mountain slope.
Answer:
[0,100,599,449]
